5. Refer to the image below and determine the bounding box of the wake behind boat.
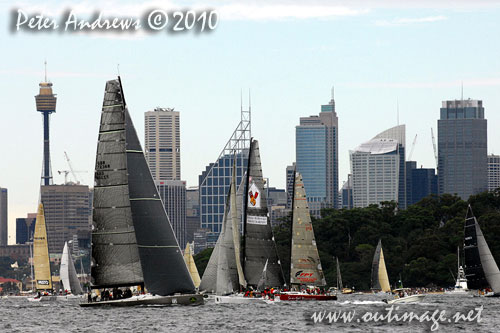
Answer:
[79,77,202,307]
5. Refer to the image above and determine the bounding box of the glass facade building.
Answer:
[438,99,487,199]
[406,161,437,206]
[295,92,338,217]
[198,107,251,246]
[199,153,247,245]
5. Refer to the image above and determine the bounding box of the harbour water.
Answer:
[1,294,499,332]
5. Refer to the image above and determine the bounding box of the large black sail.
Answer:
[122,80,195,296]
[464,206,488,290]
[243,139,285,288]
[464,205,500,292]
[91,79,143,288]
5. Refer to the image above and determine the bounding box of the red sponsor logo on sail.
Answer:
[249,190,259,206]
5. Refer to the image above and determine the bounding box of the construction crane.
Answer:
[431,128,438,170]
[57,170,87,184]
[57,151,87,184]
[408,134,417,161]
[64,151,80,183]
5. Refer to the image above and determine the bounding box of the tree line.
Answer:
[195,190,500,290]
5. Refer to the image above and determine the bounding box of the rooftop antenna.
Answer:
[117,63,120,76]
[331,85,334,100]
[44,60,47,82]
[248,89,251,110]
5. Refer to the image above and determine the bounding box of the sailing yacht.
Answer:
[201,139,284,304]
[464,205,500,297]
[59,242,83,298]
[80,77,203,307]
[372,240,425,304]
[27,203,58,302]
[335,257,353,294]
[278,172,336,301]
[371,239,391,294]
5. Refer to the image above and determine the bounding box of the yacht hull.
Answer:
[79,294,204,307]
[384,294,425,304]
[278,292,337,301]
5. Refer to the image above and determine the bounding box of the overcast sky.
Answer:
[2,0,500,244]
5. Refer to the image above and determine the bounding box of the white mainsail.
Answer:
[474,216,500,293]
[59,242,83,295]
[200,159,246,294]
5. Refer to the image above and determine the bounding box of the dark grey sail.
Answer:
[243,139,285,288]
[464,205,500,293]
[91,79,144,288]
[464,206,488,290]
[122,81,196,296]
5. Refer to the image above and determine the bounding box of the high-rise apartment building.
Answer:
[145,108,181,181]
[438,99,487,199]
[295,90,338,216]
[0,187,7,246]
[40,185,91,254]
[488,154,500,192]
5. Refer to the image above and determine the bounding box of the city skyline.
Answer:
[2,1,500,243]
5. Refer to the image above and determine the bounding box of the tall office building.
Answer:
[488,154,500,192]
[372,125,406,208]
[35,64,57,186]
[157,180,187,248]
[350,126,405,208]
[438,99,487,199]
[16,213,36,245]
[341,174,353,209]
[144,107,187,247]
[0,187,7,246]
[406,162,437,206]
[199,106,251,245]
[186,187,200,245]
[40,184,91,254]
[285,163,295,209]
[145,107,181,181]
[295,90,338,216]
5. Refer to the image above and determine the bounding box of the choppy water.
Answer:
[1,294,498,332]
